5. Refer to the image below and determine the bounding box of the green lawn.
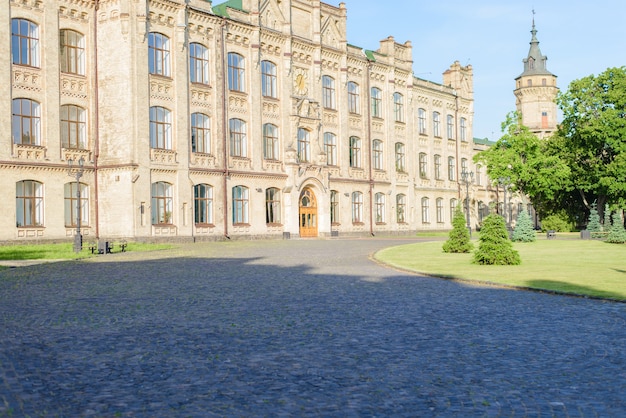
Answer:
[375,238,626,301]
[0,242,173,261]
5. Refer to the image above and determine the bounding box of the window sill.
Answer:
[195,223,215,228]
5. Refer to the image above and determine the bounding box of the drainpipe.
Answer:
[220,17,230,239]
[366,61,374,236]
[93,0,101,240]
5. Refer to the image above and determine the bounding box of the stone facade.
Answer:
[2,0,508,243]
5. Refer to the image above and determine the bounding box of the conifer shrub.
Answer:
[473,214,521,265]
[605,211,626,244]
[442,208,473,253]
[586,203,603,238]
[603,204,612,232]
[512,210,536,242]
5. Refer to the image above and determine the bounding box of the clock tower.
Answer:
[514,16,559,138]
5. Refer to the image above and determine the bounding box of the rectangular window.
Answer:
[61,105,87,149]
[396,194,406,223]
[263,124,279,160]
[421,197,430,223]
[322,76,336,109]
[232,186,249,224]
[351,192,363,223]
[349,137,361,168]
[16,180,44,227]
[436,198,444,223]
[330,190,339,224]
[324,132,337,166]
[375,193,385,223]
[419,153,428,179]
[60,30,85,75]
[372,140,383,170]
[434,155,442,180]
[190,43,209,84]
[12,19,39,67]
[418,108,427,134]
[447,114,455,139]
[151,182,173,224]
[371,87,382,118]
[229,119,247,157]
[148,33,170,77]
[64,182,89,227]
[12,98,41,145]
[395,143,405,172]
[228,53,245,92]
[297,128,311,163]
[433,112,441,137]
[149,106,172,150]
[194,184,213,225]
[191,113,210,154]
[265,188,281,224]
[448,156,456,181]
[393,93,404,123]
[460,117,467,142]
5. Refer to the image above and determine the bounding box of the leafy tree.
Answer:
[540,212,572,232]
[474,112,571,219]
[605,211,626,244]
[473,214,520,265]
[443,208,473,253]
[512,210,536,242]
[554,66,626,216]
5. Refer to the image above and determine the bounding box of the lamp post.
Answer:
[498,176,511,229]
[68,156,85,253]
[461,169,474,236]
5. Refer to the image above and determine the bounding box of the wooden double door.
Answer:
[299,188,318,238]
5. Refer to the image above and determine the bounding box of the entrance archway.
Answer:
[299,188,318,238]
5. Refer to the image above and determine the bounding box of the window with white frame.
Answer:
[436,198,444,223]
[194,183,213,225]
[351,191,363,223]
[263,123,279,160]
[418,108,427,134]
[151,181,173,224]
[265,187,281,224]
[150,106,172,150]
[393,92,404,122]
[148,33,170,76]
[371,87,382,118]
[324,132,337,166]
[396,194,406,223]
[421,197,430,223]
[60,29,85,75]
[448,156,456,181]
[375,193,385,223]
[12,99,41,145]
[350,136,361,168]
[447,114,455,139]
[460,117,467,141]
[373,140,383,170]
[395,142,406,172]
[297,128,311,163]
[348,81,360,114]
[229,118,247,157]
[191,113,210,154]
[322,76,336,109]
[16,180,43,227]
[232,185,249,224]
[190,43,209,84]
[261,60,277,98]
[228,53,245,92]
[433,112,441,137]
[11,19,39,67]
[434,154,442,180]
[419,153,428,178]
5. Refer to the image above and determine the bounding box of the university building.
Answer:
[1,0,543,243]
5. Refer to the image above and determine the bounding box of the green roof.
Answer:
[473,137,496,146]
[213,0,245,17]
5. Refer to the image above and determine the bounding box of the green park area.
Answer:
[375,235,626,301]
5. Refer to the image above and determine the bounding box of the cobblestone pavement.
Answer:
[0,238,624,417]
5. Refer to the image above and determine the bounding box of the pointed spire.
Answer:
[519,11,553,77]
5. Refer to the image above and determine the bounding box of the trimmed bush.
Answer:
[512,210,536,242]
[443,208,473,253]
[586,203,602,232]
[473,214,521,265]
[540,212,572,232]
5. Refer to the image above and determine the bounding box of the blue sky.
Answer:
[339,1,626,140]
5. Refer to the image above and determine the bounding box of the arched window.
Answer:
[351,191,363,223]
[261,61,277,98]
[371,87,382,118]
[324,132,337,166]
[12,19,39,67]
[421,197,430,223]
[194,184,213,225]
[434,154,442,180]
[448,156,456,181]
[375,192,385,224]
[447,114,455,139]
[395,142,406,172]
[265,187,281,224]
[190,43,209,84]
[349,136,361,168]
[433,112,441,137]
[16,180,43,227]
[393,92,404,122]
[232,186,249,224]
[151,182,173,224]
[419,153,428,179]
[12,99,41,145]
[64,182,89,227]
[60,29,85,75]
[263,123,279,160]
[450,198,458,221]
[229,118,247,157]
[436,198,444,223]
[418,108,427,134]
[396,194,406,223]
[150,106,172,149]
[322,75,336,109]
[348,82,360,114]
[372,139,383,170]
[60,105,87,149]
[297,128,310,163]
[148,32,170,76]
[191,113,210,154]
[228,53,245,92]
